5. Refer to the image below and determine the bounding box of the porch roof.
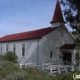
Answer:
[60,44,76,49]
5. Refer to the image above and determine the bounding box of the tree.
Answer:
[4,51,18,63]
[61,0,80,43]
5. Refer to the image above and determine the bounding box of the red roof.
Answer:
[50,0,65,23]
[0,27,59,42]
[60,44,76,49]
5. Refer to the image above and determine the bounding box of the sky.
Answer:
[0,0,72,37]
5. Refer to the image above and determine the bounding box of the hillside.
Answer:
[0,56,56,80]
[0,54,80,80]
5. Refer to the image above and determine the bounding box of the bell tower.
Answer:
[50,0,65,27]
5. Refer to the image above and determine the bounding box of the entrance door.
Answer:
[63,52,71,64]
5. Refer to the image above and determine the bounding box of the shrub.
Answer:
[0,60,20,79]
[63,71,80,80]
[0,55,6,61]
[4,51,18,63]
[3,67,55,80]
[3,71,28,80]
[53,73,64,80]
[23,67,54,80]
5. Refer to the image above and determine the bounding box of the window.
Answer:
[13,44,16,53]
[6,45,8,52]
[50,51,53,58]
[0,45,2,54]
[22,44,25,56]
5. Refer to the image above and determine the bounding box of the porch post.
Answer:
[72,50,76,65]
[50,65,52,75]
[58,65,61,74]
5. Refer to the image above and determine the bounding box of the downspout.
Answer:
[37,39,39,65]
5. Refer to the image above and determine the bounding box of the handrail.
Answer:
[19,61,75,74]
[74,60,79,66]
[75,60,79,64]
[62,61,72,65]
[66,61,72,65]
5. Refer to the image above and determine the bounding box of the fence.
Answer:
[19,61,74,75]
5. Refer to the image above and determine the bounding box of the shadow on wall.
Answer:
[42,29,72,62]
[19,39,42,64]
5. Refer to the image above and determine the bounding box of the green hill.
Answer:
[0,57,56,80]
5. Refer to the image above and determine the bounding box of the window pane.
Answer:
[6,45,8,53]
[13,44,16,53]
[1,45,2,54]
[22,44,25,56]
[50,51,52,58]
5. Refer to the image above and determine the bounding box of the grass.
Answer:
[0,55,80,80]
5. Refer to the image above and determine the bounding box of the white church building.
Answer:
[0,0,79,74]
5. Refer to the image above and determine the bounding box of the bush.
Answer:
[63,71,80,80]
[3,71,28,80]
[0,60,20,79]
[53,73,64,80]
[4,51,18,63]
[0,55,6,61]
[3,67,55,80]
[23,67,54,80]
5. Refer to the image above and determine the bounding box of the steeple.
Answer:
[50,0,65,27]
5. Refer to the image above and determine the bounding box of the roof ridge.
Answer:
[0,27,59,42]
[3,27,52,37]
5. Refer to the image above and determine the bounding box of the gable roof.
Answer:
[60,44,76,49]
[50,0,65,24]
[0,27,59,42]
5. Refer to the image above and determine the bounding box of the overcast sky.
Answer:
[0,0,72,37]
